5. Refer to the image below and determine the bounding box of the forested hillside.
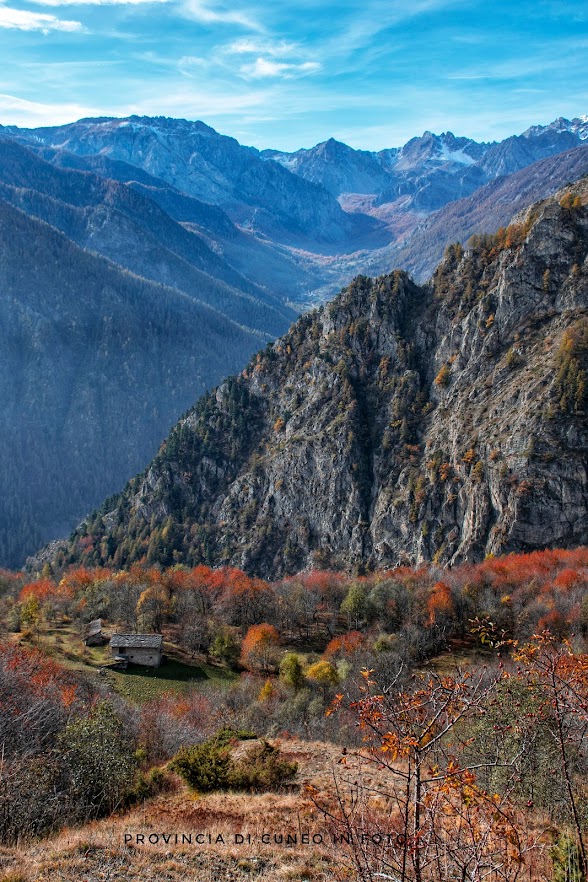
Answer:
[0,199,267,566]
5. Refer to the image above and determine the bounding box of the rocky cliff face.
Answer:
[40,182,588,577]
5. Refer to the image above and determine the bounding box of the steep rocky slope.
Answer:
[40,181,588,577]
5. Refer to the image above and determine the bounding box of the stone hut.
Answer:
[84,619,105,646]
[109,634,163,667]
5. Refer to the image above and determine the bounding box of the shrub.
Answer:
[434,363,451,388]
[210,627,241,668]
[59,701,137,818]
[229,740,298,792]
[305,659,339,687]
[279,652,305,690]
[170,739,232,793]
[125,766,173,804]
[560,192,582,211]
[170,730,297,794]
[214,726,257,747]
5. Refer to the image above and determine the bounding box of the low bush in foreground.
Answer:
[170,728,297,793]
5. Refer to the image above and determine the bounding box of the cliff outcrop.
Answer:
[40,182,588,577]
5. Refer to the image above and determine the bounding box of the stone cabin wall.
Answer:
[111,646,162,667]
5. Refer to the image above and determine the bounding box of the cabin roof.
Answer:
[86,619,102,636]
[110,634,163,649]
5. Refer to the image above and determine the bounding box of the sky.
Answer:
[0,0,586,151]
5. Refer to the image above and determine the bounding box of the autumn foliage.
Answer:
[240,623,280,672]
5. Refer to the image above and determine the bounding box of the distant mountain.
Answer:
[522,115,588,141]
[373,145,588,281]
[0,195,271,568]
[4,114,587,306]
[2,116,384,249]
[38,180,588,577]
[0,138,294,338]
[266,117,588,215]
[34,145,329,306]
[262,138,393,197]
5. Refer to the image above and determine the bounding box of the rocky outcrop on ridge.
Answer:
[38,181,588,578]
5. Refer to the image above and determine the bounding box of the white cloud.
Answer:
[181,0,262,30]
[224,38,298,57]
[240,57,321,80]
[176,55,211,76]
[177,55,208,69]
[0,4,82,31]
[0,93,100,124]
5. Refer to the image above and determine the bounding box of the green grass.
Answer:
[16,625,237,704]
[427,638,492,674]
[106,658,236,703]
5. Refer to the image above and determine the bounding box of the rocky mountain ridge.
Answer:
[267,117,588,212]
[3,111,587,569]
[38,179,588,577]
[4,114,587,307]
[1,115,383,250]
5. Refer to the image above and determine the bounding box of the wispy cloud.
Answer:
[181,0,262,30]
[240,58,321,80]
[220,36,321,81]
[177,55,209,73]
[28,0,167,5]
[224,38,299,57]
[447,43,588,81]
[322,0,469,58]
[0,93,99,123]
[0,3,82,31]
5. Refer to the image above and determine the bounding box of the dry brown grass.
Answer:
[0,740,375,882]
[0,738,554,881]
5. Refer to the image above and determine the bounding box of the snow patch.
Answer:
[438,142,476,165]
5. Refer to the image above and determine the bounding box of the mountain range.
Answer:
[4,114,588,299]
[34,179,588,577]
[265,116,588,205]
[2,112,588,568]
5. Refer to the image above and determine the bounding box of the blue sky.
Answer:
[0,0,586,151]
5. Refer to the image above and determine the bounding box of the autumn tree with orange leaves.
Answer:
[514,632,588,879]
[240,623,280,672]
[314,666,543,882]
